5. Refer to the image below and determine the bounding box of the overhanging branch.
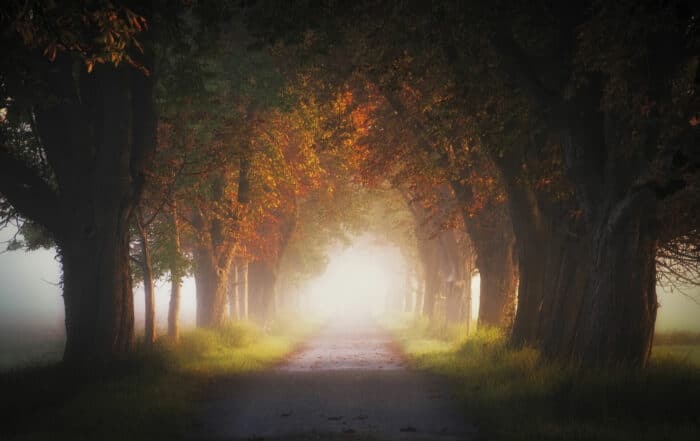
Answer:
[0,144,60,233]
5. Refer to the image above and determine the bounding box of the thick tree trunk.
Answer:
[509,234,547,346]
[193,247,229,328]
[491,129,595,358]
[498,137,659,367]
[0,34,156,366]
[61,226,135,364]
[556,104,659,366]
[473,225,518,328]
[498,160,587,351]
[508,219,588,353]
[137,215,156,345]
[571,192,658,367]
[54,67,153,364]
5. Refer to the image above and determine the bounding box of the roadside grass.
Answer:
[652,332,700,365]
[0,317,315,441]
[384,315,700,441]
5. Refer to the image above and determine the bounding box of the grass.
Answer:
[384,314,700,441]
[0,317,315,441]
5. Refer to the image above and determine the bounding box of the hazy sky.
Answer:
[1,227,699,342]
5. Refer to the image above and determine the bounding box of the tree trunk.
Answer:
[437,229,469,326]
[168,201,183,341]
[229,263,240,320]
[137,216,156,345]
[60,226,135,364]
[404,270,414,313]
[459,257,474,329]
[509,232,549,347]
[571,191,658,367]
[193,246,229,328]
[445,282,463,324]
[422,262,439,318]
[413,264,425,317]
[191,175,238,328]
[474,225,518,328]
[0,34,156,366]
[53,66,154,365]
[248,261,276,324]
[508,216,588,353]
[240,261,249,319]
[169,275,181,341]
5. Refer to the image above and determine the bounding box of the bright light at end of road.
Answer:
[303,235,406,320]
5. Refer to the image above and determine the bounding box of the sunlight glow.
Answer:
[471,272,481,326]
[302,235,407,320]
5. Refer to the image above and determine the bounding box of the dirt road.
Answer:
[193,318,476,440]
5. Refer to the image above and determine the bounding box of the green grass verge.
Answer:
[384,315,700,441]
[0,317,315,441]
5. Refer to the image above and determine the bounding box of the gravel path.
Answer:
[192,318,477,440]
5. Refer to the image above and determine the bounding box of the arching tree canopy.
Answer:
[1,0,699,369]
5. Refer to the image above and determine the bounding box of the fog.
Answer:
[1,227,699,369]
[302,235,405,319]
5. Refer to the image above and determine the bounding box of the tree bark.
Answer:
[415,276,425,317]
[6,59,157,365]
[507,200,587,353]
[169,274,181,341]
[168,203,182,342]
[240,261,249,319]
[229,262,240,320]
[472,221,518,328]
[248,260,276,324]
[571,191,658,366]
[404,270,414,313]
[459,256,474,329]
[193,246,230,328]
[136,213,156,345]
[60,224,135,364]
[421,257,439,318]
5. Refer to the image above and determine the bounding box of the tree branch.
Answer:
[0,144,60,233]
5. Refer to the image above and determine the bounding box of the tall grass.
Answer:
[0,317,315,441]
[385,315,700,441]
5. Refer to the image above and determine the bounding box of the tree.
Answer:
[435,0,700,365]
[0,2,155,364]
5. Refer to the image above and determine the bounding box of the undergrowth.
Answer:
[385,314,700,441]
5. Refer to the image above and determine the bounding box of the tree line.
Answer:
[1,0,699,368]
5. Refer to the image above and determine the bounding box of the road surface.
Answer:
[192,318,477,440]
